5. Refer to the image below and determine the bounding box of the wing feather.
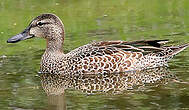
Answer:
[67,40,169,58]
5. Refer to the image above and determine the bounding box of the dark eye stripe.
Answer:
[37,22,50,26]
[37,22,43,26]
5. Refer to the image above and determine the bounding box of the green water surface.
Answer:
[0,0,189,110]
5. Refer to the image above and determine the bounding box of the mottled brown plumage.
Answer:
[7,13,189,75]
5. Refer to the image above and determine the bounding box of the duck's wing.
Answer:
[67,40,169,57]
[93,40,169,53]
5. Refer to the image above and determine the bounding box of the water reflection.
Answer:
[40,67,180,110]
[48,94,66,110]
[40,67,177,96]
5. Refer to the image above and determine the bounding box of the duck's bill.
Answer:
[7,28,34,43]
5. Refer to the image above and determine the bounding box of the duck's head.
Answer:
[7,13,65,43]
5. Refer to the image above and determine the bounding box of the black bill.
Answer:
[7,27,34,43]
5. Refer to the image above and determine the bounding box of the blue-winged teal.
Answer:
[7,13,189,75]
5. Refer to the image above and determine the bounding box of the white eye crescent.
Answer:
[37,22,43,26]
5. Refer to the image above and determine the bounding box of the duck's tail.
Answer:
[143,43,189,69]
[166,43,189,57]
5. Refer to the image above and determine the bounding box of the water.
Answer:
[0,0,189,110]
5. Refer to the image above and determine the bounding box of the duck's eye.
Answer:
[37,22,44,26]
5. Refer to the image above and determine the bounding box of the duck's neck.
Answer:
[45,38,64,54]
[44,19,65,56]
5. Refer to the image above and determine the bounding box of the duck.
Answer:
[7,13,189,75]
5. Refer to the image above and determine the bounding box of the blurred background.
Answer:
[0,0,189,110]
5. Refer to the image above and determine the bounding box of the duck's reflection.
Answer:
[47,94,66,110]
[40,67,178,110]
[40,67,177,95]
